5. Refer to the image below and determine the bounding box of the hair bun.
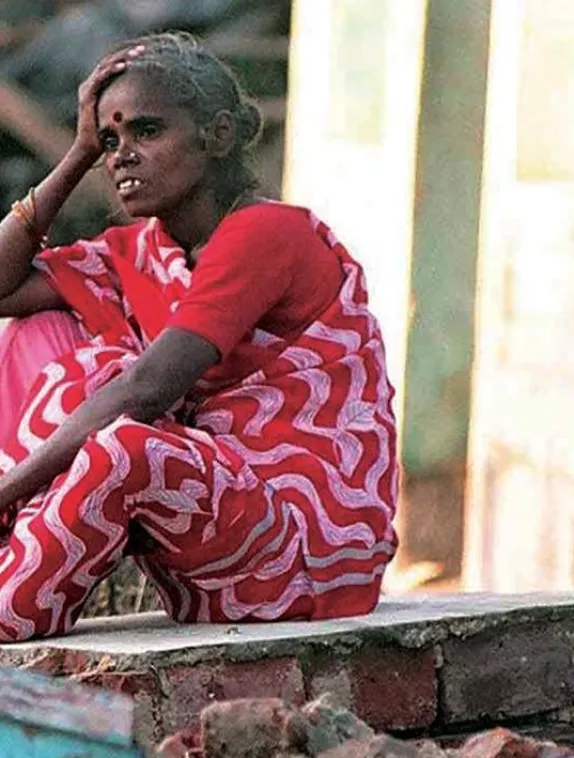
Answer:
[237,102,263,147]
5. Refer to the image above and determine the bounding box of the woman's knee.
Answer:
[3,311,83,358]
[0,310,84,401]
[0,311,84,448]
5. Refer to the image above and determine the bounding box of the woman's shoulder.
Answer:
[220,200,346,257]
[214,200,333,253]
[221,199,311,231]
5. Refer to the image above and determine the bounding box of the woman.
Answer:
[0,32,398,642]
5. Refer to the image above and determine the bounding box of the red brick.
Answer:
[163,665,216,733]
[82,671,163,747]
[349,646,437,731]
[165,656,305,734]
[219,656,305,705]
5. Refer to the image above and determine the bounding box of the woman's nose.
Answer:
[113,143,140,169]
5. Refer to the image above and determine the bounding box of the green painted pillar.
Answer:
[398,0,491,582]
[403,0,492,474]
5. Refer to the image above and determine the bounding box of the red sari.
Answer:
[0,209,398,641]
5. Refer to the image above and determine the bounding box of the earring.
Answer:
[198,126,210,152]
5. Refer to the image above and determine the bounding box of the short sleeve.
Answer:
[167,205,295,358]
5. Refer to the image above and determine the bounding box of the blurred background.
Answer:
[1,0,572,613]
[0,0,290,242]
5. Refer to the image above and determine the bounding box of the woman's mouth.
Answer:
[117,178,144,198]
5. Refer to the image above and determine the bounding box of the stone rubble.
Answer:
[153,695,574,758]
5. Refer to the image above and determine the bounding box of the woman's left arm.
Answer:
[0,328,218,510]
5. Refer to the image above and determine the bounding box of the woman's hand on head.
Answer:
[73,44,145,162]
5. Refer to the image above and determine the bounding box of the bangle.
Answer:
[10,187,48,249]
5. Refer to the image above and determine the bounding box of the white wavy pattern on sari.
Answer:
[0,209,398,641]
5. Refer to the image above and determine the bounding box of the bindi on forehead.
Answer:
[112,111,123,123]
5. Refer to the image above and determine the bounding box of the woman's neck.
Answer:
[160,189,221,252]
[161,187,257,255]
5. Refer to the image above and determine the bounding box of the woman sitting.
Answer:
[0,31,398,642]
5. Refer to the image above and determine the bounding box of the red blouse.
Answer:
[167,203,344,358]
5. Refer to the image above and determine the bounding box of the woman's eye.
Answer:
[101,134,119,152]
[138,124,159,140]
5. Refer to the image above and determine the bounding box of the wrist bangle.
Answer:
[10,187,49,249]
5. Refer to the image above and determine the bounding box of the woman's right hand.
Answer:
[0,47,150,302]
[73,44,146,162]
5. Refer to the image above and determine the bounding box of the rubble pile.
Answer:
[154,694,574,758]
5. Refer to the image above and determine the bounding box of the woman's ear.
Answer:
[207,110,236,158]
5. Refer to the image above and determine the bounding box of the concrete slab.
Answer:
[1,591,573,656]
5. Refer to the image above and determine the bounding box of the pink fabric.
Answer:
[0,312,85,448]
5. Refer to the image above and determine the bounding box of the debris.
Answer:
[301,693,374,756]
[459,729,538,758]
[152,695,574,758]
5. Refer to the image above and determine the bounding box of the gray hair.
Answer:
[103,31,263,213]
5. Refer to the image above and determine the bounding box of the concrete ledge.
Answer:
[2,593,574,747]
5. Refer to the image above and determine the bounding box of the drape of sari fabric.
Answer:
[0,211,398,641]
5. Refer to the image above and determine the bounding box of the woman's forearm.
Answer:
[0,143,97,301]
[0,328,218,511]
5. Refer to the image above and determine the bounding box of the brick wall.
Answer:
[3,597,574,748]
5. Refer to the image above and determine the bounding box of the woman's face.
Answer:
[97,71,209,220]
